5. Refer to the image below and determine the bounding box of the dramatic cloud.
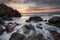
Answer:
[0,0,60,13]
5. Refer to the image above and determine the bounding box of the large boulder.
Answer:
[26,16,43,22]
[48,16,60,27]
[9,32,25,40]
[0,3,21,21]
[6,22,17,33]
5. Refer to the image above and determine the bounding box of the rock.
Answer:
[9,32,25,40]
[36,33,46,40]
[23,24,34,30]
[26,33,45,40]
[6,22,17,33]
[36,23,42,29]
[0,3,21,21]
[22,24,36,34]
[44,20,47,22]
[36,25,43,29]
[0,19,5,26]
[26,16,43,22]
[0,25,5,35]
[48,16,60,27]
[8,22,20,26]
[49,30,60,40]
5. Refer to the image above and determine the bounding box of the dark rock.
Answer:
[36,33,46,40]
[44,20,47,22]
[6,22,17,33]
[8,22,20,26]
[26,33,45,40]
[0,19,5,26]
[36,23,42,29]
[49,30,60,40]
[48,16,60,27]
[23,24,34,30]
[26,20,29,22]
[9,32,25,40]
[0,3,21,21]
[36,25,43,29]
[0,25,5,35]
[23,24,36,34]
[26,16,43,22]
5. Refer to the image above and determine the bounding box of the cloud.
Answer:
[0,0,10,2]
[18,0,60,11]
[1,0,60,13]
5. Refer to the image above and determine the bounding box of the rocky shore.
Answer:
[0,3,60,40]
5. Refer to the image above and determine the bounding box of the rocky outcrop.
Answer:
[0,3,21,21]
[9,32,25,40]
[26,16,43,22]
[48,16,60,27]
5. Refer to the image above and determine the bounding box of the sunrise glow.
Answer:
[17,8,30,13]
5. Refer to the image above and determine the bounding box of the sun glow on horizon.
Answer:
[17,8,30,13]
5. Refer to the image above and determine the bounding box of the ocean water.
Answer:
[0,15,60,40]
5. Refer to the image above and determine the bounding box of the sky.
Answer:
[0,0,60,13]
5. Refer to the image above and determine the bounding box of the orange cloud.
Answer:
[30,9,60,13]
[17,8,30,13]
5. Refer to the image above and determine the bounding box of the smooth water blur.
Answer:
[0,15,60,40]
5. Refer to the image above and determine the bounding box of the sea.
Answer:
[0,13,60,40]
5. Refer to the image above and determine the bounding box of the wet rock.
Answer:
[26,16,43,22]
[22,24,36,34]
[6,22,17,33]
[48,16,60,27]
[49,30,60,40]
[26,33,45,40]
[0,25,5,35]
[9,32,25,40]
[44,20,47,22]
[36,33,46,40]
[8,22,20,26]
[36,23,42,29]
[0,19,5,26]
[36,25,43,29]
[23,24,35,30]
